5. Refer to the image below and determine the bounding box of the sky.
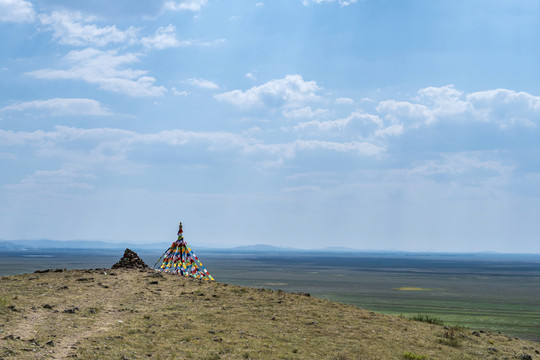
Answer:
[0,0,539,252]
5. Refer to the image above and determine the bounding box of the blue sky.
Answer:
[1,0,539,252]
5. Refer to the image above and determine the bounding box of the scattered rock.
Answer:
[111,249,149,270]
[7,305,18,312]
[26,339,39,346]
[472,331,481,337]
[519,355,532,360]
[293,292,311,297]
[488,347,497,352]
[63,307,79,314]
[42,304,53,309]
[77,277,94,282]
[45,340,55,346]
[148,280,159,285]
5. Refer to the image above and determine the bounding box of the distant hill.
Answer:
[1,268,538,359]
[0,241,23,250]
[232,244,293,251]
[0,239,170,251]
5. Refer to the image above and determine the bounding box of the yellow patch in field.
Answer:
[393,287,432,291]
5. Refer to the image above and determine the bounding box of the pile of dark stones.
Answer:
[111,248,149,270]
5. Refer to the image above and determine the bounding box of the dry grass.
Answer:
[0,269,539,359]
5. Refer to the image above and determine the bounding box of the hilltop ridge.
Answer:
[0,269,539,360]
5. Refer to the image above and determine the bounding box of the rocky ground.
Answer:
[0,253,539,359]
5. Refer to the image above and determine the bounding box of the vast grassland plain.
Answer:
[1,249,539,342]
[1,267,540,359]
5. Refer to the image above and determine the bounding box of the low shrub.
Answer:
[402,351,427,360]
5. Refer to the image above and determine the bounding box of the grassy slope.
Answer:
[0,269,539,360]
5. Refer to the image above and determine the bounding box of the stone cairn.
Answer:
[111,248,149,270]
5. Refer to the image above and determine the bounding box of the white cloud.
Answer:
[0,125,383,181]
[373,124,404,138]
[171,87,190,96]
[376,100,433,126]
[245,139,384,164]
[283,106,328,119]
[0,0,35,23]
[26,48,167,97]
[5,168,97,192]
[410,153,514,179]
[215,74,321,110]
[0,126,254,155]
[141,24,179,49]
[376,85,540,130]
[184,78,219,89]
[302,0,357,7]
[296,139,382,155]
[293,111,393,138]
[335,97,354,105]
[39,11,137,47]
[1,98,111,116]
[245,72,256,80]
[164,0,207,11]
[466,88,540,128]
[176,38,226,47]
[417,84,463,105]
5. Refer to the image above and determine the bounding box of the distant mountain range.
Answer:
[1,239,538,257]
[0,240,304,252]
[0,240,351,253]
[0,239,171,251]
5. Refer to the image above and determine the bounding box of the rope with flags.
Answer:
[153,222,214,281]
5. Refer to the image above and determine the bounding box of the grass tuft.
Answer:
[410,314,444,325]
[438,337,460,347]
[438,325,462,347]
[402,352,427,360]
[0,295,9,312]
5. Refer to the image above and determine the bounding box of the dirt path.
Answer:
[50,304,120,360]
[9,311,46,341]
